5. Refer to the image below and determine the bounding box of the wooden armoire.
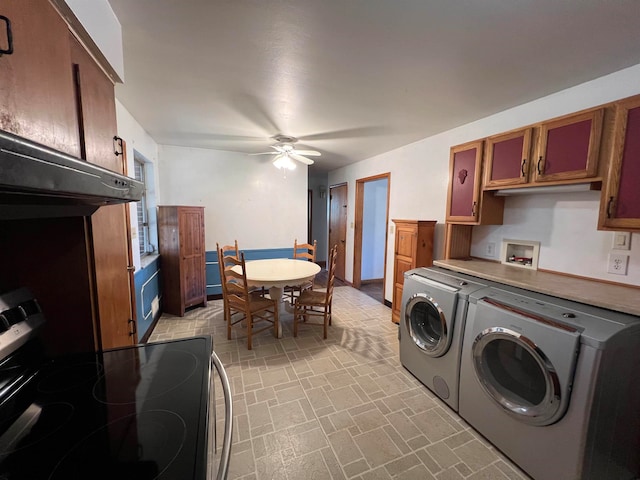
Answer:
[391,219,437,324]
[158,206,207,316]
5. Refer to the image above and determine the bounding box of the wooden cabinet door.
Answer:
[179,208,207,308]
[446,140,483,223]
[0,0,80,156]
[70,36,135,349]
[533,109,603,183]
[600,96,640,230]
[484,129,532,188]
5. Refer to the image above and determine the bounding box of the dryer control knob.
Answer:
[562,313,576,318]
[459,281,467,286]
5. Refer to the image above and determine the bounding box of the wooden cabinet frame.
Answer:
[483,128,533,189]
[599,95,640,231]
[533,108,604,183]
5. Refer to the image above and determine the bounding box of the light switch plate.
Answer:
[612,232,631,250]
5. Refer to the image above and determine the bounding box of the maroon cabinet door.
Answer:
[533,109,603,183]
[446,141,483,222]
[600,97,640,229]
[484,128,532,189]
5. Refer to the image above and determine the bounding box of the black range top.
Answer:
[0,289,212,480]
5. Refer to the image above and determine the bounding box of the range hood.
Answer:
[0,129,143,219]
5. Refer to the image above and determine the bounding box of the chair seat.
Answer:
[230,295,276,313]
[296,289,326,306]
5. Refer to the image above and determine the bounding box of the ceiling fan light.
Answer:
[273,154,296,171]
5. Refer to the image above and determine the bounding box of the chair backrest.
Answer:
[293,239,317,262]
[221,251,251,310]
[325,244,338,304]
[220,240,239,259]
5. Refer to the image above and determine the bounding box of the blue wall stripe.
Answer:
[134,256,161,340]
[205,248,294,295]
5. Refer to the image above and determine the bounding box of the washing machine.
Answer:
[459,285,640,480]
[399,266,488,411]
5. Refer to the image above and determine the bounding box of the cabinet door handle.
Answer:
[537,156,543,175]
[521,158,526,177]
[471,201,477,217]
[0,16,13,55]
[113,136,124,156]
[607,196,615,219]
[128,318,137,336]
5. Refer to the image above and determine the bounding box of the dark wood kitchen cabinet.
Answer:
[70,35,136,349]
[391,220,436,324]
[532,108,604,183]
[158,206,207,317]
[599,95,640,231]
[446,140,504,224]
[0,0,80,157]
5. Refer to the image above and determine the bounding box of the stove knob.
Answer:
[562,313,576,318]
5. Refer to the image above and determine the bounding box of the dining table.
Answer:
[232,258,321,337]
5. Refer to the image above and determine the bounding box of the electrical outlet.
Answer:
[607,253,629,275]
[486,242,496,257]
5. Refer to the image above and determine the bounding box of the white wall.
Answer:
[157,145,308,251]
[115,100,159,270]
[362,178,388,279]
[329,63,640,301]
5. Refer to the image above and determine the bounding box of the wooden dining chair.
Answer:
[284,239,317,303]
[220,250,278,350]
[217,241,240,325]
[293,244,338,339]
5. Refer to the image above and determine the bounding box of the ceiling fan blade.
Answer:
[290,153,314,165]
[249,151,280,156]
[293,150,321,157]
[298,126,389,141]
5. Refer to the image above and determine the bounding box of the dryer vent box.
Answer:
[501,239,540,270]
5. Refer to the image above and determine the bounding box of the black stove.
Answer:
[0,288,212,480]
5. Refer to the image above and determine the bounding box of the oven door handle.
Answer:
[211,350,233,480]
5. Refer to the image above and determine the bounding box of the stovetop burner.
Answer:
[0,337,212,480]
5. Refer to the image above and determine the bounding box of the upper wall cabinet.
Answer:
[599,96,640,231]
[0,0,80,157]
[532,109,604,183]
[483,128,533,188]
[446,140,504,225]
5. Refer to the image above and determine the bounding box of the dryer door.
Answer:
[470,298,580,426]
[404,293,454,357]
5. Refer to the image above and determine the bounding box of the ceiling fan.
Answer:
[250,134,321,170]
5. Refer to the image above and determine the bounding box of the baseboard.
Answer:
[138,308,162,344]
[207,293,223,301]
[384,299,392,308]
[361,278,383,285]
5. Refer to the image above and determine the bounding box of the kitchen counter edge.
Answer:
[433,259,640,317]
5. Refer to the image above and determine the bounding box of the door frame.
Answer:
[353,173,390,293]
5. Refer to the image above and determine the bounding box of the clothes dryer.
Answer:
[399,266,487,411]
[459,286,640,480]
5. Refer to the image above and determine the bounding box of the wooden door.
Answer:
[446,140,483,223]
[533,109,603,183]
[70,36,136,348]
[329,183,348,281]
[180,208,207,309]
[0,0,80,156]
[600,96,640,229]
[483,128,532,189]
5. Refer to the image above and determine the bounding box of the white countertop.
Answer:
[433,259,640,317]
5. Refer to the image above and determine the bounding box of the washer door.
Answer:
[404,293,452,357]
[472,327,562,426]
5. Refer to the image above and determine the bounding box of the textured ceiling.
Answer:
[108,0,640,172]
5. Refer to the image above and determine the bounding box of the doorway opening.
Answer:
[353,173,390,304]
